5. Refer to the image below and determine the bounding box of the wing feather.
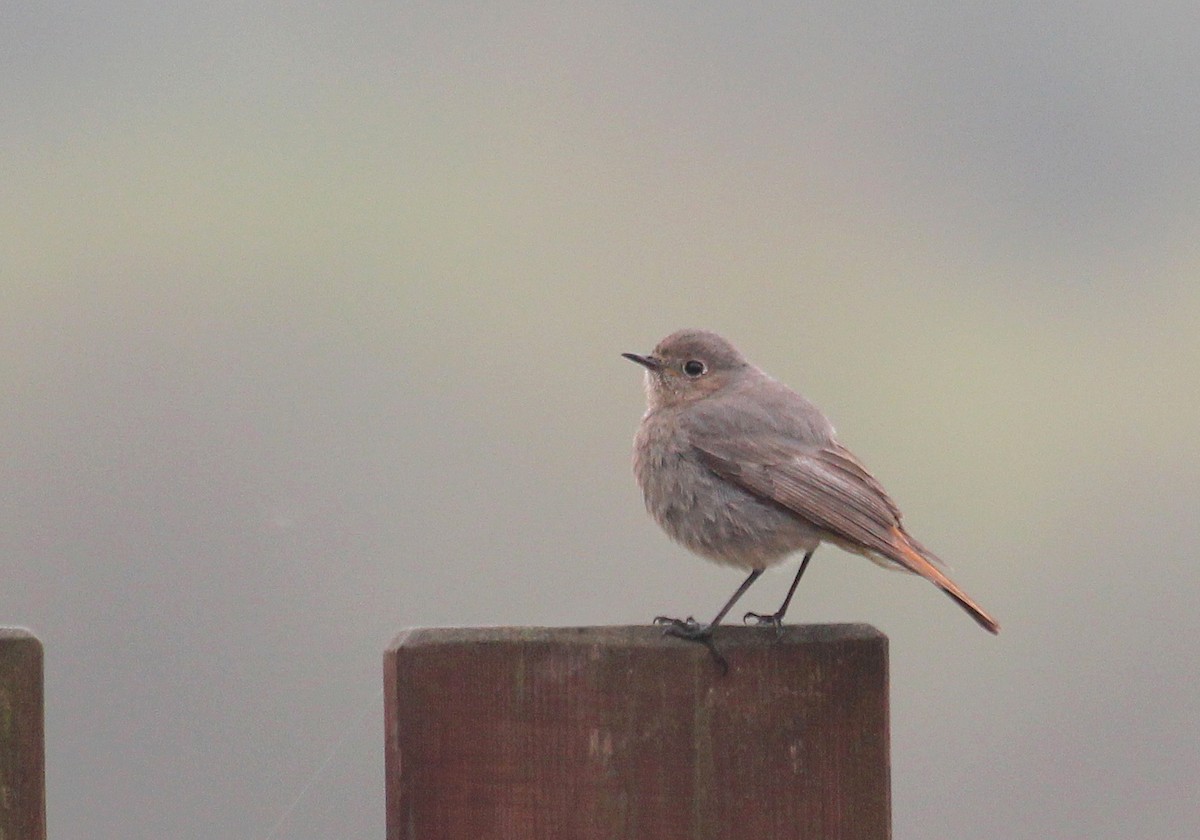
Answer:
[693,434,999,633]
[694,437,901,558]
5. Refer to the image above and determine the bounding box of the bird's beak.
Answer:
[622,352,662,371]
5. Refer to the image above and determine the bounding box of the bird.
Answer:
[623,328,999,651]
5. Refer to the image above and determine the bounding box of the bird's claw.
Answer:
[653,615,709,640]
[743,610,781,628]
[652,616,728,675]
[743,610,786,638]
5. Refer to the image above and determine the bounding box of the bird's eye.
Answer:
[683,360,706,377]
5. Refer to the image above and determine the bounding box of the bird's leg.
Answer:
[744,549,815,633]
[655,568,763,639]
[654,569,764,672]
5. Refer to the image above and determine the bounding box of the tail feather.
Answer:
[888,527,1000,634]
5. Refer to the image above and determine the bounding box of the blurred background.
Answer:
[3,4,1199,839]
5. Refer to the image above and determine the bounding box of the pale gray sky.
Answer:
[3,4,1199,839]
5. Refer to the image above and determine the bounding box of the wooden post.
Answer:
[0,628,46,840]
[385,625,889,840]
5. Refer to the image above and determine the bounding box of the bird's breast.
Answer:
[633,414,819,569]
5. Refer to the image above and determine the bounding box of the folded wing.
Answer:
[694,436,1000,634]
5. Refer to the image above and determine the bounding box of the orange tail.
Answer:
[888,527,1000,634]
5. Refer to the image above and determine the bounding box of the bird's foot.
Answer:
[653,615,711,640]
[743,610,786,638]
[743,610,783,629]
[653,616,728,675]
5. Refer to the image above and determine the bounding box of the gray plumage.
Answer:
[625,328,999,635]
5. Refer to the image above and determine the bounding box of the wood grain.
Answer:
[0,628,46,840]
[385,624,889,840]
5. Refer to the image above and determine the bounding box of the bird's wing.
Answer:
[693,433,1000,634]
[693,435,904,559]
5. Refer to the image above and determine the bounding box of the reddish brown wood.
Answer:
[0,628,46,840]
[385,625,889,840]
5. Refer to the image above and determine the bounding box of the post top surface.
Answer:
[387,623,884,652]
[0,627,41,645]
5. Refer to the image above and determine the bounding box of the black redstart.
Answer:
[624,329,999,651]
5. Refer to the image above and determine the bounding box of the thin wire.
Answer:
[256,685,384,840]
